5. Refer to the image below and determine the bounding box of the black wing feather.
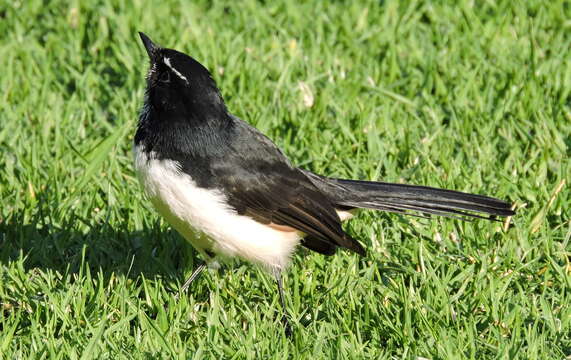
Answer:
[209,118,365,256]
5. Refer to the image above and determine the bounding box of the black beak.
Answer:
[139,32,157,59]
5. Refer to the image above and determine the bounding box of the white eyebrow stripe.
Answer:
[163,57,189,83]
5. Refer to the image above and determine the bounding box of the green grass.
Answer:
[1,0,570,358]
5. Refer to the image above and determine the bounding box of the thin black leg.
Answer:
[177,263,206,299]
[275,272,292,337]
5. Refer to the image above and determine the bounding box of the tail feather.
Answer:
[342,199,498,221]
[302,170,515,220]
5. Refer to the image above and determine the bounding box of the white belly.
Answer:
[133,145,301,270]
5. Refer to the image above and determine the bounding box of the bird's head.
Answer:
[138,32,226,118]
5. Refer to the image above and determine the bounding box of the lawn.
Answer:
[1,0,570,358]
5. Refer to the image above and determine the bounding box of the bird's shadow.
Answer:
[0,204,202,291]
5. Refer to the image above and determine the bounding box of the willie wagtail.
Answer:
[134,33,515,333]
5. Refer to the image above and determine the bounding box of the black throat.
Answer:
[135,99,235,187]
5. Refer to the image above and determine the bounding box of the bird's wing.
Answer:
[209,118,365,256]
[213,157,364,255]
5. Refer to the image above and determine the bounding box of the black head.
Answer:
[138,32,226,118]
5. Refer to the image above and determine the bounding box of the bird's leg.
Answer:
[177,263,206,299]
[274,270,292,337]
[178,249,218,298]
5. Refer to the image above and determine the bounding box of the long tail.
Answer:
[302,170,515,220]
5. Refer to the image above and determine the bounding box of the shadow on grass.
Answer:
[0,204,204,291]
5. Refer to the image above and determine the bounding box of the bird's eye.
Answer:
[158,71,170,83]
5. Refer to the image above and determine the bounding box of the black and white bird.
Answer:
[133,33,515,332]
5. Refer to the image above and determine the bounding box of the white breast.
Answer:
[133,145,301,270]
